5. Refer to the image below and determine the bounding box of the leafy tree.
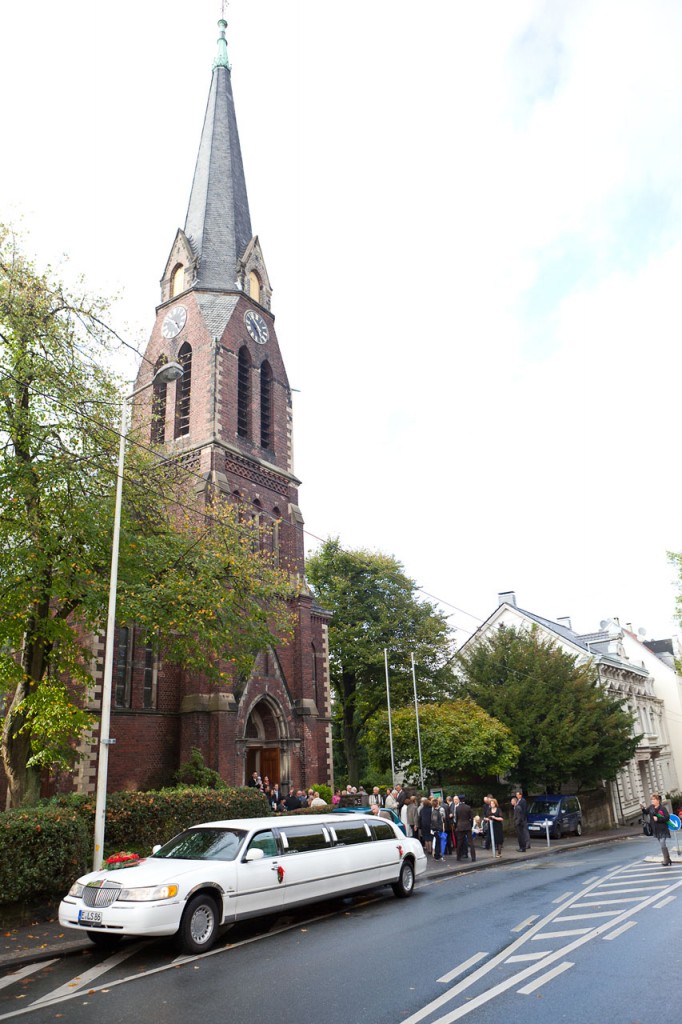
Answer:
[306,538,455,785]
[0,227,293,806]
[365,698,519,786]
[456,624,640,792]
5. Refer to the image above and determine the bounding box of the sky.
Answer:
[2,0,681,647]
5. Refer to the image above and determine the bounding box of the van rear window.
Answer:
[529,801,559,815]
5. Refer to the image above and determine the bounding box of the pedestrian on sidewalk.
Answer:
[455,795,476,862]
[486,797,505,857]
[641,793,672,865]
[513,789,530,852]
[418,797,433,855]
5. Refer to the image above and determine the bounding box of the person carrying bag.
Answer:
[641,793,672,865]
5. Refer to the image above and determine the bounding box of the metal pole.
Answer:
[384,648,396,784]
[91,361,183,871]
[92,399,128,870]
[410,652,424,789]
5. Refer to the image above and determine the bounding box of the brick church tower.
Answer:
[95,19,332,795]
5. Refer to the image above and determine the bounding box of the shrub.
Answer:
[1,786,272,906]
[48,786,271,855]
[0,807,89,904]
[173,748,227,790]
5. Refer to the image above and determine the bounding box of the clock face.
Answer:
[244,309,269,345]
[161,305,187,339]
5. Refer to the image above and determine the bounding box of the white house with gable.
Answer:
[460,593,680,825]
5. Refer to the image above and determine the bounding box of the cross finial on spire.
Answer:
[213,5,231,71]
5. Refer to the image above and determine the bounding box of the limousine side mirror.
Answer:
[152,845,162,854]
[244,848,265,862]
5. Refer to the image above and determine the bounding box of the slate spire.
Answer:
[183,18,252,291]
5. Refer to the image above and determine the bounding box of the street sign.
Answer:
[668,813,681,831]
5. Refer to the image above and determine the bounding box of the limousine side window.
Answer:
[246,830,278,859]
[279,823,330,854]
[368,820,395,841]
[330,820,371,845]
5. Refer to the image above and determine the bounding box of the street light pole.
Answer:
[92,362,183,870]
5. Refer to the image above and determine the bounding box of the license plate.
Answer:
[78,909,103,925]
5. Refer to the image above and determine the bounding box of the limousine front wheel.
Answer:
[392,860,415,898]
[177,893,219,954]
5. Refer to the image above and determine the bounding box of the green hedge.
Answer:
[0,786,272,907]
[0,807,90,904]
[50,786,272,854]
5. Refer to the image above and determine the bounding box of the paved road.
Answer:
[0,832,678,1023]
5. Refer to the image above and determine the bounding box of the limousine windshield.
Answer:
[153,827,247,861]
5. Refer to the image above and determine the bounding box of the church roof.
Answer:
[184,19,252,291]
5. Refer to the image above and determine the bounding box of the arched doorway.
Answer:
[244,698,287,785]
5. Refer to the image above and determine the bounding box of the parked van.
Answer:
[527,795,583,839]
[59,813,426,954]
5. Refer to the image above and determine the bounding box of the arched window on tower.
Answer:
[171,263,185,297]
[114,625,133,708]
[249,271,261,302]
[151,354,168,444]
[260,360,273,450]
[272,506,281,565]
[174,342,192,438]
[233,489,246,524]
[311,642,319,709]
[237,346,251,439]
[143,640,158,710]
[252,499,264,552]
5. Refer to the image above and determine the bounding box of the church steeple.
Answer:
[183,17,252,292]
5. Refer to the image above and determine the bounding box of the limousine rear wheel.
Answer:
[177,893,219,954]
[392,860,415,898]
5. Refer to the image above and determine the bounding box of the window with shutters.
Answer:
[237,346,251,439]
[151,355,168,444]
[260,360,272,449]
[174,342,192,437]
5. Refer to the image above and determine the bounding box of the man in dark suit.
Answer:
[454,796,476,862]
[514,789,530,851]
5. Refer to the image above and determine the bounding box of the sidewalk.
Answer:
[0,824,661,970]
[423,823,646,881]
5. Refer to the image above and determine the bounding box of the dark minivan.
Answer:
[527,795,582,839]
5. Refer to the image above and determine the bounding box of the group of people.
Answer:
[362,786,531,862]
[247,772,326,812]
[248,773,534,861]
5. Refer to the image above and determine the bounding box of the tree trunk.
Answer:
[1,626,48,808]
[2,681,42,807]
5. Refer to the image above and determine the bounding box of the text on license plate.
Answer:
[78,909,102,925]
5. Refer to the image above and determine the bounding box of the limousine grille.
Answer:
[83,881,121,908]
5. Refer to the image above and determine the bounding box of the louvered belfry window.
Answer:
[260,360,272,449]
[151,355,168,444]
[238,346,251,438]
[174,342,192,438]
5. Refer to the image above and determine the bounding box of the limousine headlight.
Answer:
[118,884,179,902]
[68,882,84,898]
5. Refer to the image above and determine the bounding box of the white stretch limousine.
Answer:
[59,813,427,954]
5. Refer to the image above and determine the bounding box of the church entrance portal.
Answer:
[245,699,285,785]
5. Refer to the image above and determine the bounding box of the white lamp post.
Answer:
[92,361,183,869]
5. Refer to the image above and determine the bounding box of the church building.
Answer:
[76,19,332,796]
